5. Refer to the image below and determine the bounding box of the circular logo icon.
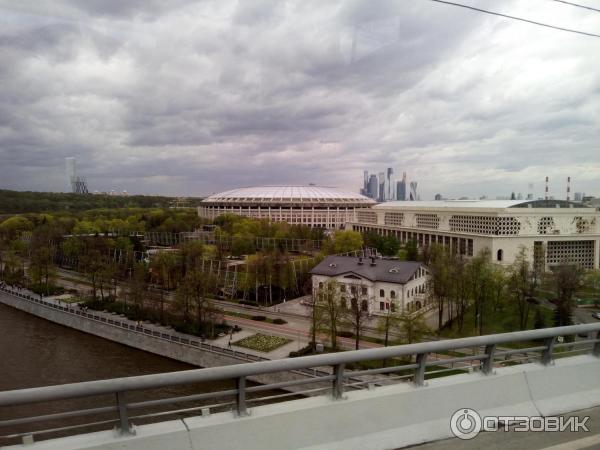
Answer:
[450,408,482,440]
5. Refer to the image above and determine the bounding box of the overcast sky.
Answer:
[1,0,599,199]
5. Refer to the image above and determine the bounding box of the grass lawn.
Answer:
[233,333,292,352]
[439,302,554,346]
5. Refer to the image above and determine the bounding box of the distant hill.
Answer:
[0,189,205,214]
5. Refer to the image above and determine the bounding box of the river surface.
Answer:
[0,302,243,444]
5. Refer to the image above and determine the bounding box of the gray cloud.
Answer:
[0,0,599,199]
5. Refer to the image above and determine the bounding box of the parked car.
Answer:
[592,312,600,320]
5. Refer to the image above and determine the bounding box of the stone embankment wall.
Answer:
[0,289,323,389]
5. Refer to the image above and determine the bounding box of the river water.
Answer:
[0,302,241,444]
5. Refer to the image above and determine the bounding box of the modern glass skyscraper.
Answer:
[368,175,378,200]
[396,172,407,201]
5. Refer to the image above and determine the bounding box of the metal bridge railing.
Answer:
[1,284,600,444]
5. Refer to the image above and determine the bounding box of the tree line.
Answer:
[0,189,204,214]
[425,244,583,337]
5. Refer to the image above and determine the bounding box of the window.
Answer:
[379,302,385,311]
[379,289,385,297]
[385,302,389,310]
[361,286,368,295]
[390,290,396,299]
[361,300,369,312]
[497,249,503,262]
[318,282,323,289]
[340,285,346,293]
[341,298,347,309]
[391,302,396,312]
[350,285,357,294]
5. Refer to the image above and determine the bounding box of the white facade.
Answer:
[311,267,429,316]
[199,185,375,229]
[349,200,600,269]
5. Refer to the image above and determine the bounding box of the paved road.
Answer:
[406,406,600,450]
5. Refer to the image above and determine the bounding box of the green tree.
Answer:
[508,246,533,330]
[0,216,33,240]
[314,280,344,351]
[466,249,492,335]
[428,244,451,332]
[126,263,148,315]
[377,308,402,348]
[343,284,369,350]
[150,251,179,290]
[29,245,56,294]
[552,262,582,327]
[182,268,217,331]
[405,240,419,261]
[308,284,327,349]
[324,230,363,254]
[446,252,468,332]
[398,311,430,344]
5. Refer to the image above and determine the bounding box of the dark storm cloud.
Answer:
[0,0,599,197]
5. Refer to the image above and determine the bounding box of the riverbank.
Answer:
[0,287,326,390]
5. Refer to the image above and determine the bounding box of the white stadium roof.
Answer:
[203,185,375,204]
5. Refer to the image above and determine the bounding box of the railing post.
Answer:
[115,391,133,435]
[236,376,247,416]
[482,344,496,375]
[332,364,345,399]
[593,331,600,357]
[541,337,556,365]
[415,353,427,386]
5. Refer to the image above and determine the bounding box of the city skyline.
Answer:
[1,1,599,199]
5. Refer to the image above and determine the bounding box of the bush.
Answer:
[28,284,65,296]
[272,318,287,325]
[233,333,292,352]
[338,330,354,338]
[251,315,267,321]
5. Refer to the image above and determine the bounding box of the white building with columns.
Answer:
[310,255,430,316]
[348,199,600,269]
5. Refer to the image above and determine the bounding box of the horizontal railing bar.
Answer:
[245,375,336,394]
[245,390,319,404]
[553,349,592,357]
[425,355,485,367]
[499,356,533,364]
[346,364,419,377]
[1,323,599,407]
[127,389,238,410]
[0,417,119,440]
[128,401,234,421]
[345,373,414,387]
[554,339,599,348]
[0,405,117,428]
[495,345,548,356]
[424,366,470,376]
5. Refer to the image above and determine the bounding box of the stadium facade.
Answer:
[348,199,600,269]
[198,185,375,229]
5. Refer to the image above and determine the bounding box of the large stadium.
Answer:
[199,185,375,228]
